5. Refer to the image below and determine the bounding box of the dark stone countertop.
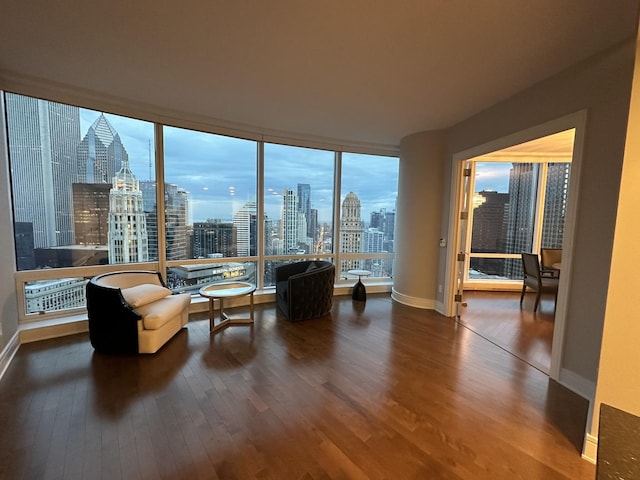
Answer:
[597,403,640,479]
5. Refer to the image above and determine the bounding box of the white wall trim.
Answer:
[391,288,435,309]
[582,433,598,464]
[0,332,19,381]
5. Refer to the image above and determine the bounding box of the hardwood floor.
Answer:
[458,290,556,374]
[0,294,594,479]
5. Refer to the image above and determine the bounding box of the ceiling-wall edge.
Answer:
[0,69,400,157]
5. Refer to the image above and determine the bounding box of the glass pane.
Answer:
[163,126,257,260]
[471,162,538,278]
[541,163,571,248]
[166,261,257,294]
[263,143,334,259]
[23,277,90,315]
[6,93,156,269]
[468,258,509,280]
[338,256,394,280]
[340,153,398,274]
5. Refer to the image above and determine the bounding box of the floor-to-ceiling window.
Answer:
[262,143,335,287]
[4,92,399,322]
[339,152,398,279]
[162,126,258,293]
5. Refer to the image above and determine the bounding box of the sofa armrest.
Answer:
[86,280,141,354]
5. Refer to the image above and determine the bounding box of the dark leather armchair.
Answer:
[275,261,335,321]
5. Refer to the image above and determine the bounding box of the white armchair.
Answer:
[86,270,191,354]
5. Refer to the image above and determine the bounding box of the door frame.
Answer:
[442,110,587,380]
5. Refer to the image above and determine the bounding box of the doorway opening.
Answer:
[456,130,574,373]
[444,112,586,379]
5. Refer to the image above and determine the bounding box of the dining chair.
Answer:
[520,252,559,312]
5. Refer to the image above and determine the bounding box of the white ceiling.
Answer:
[0,1,638,149]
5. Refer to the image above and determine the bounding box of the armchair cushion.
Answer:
[122,283,172,308]
[136,293,191,330]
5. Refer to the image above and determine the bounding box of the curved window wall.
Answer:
[4,93,398,321]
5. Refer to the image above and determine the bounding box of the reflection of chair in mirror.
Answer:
[540,248,563,277]
[520,253,559,312]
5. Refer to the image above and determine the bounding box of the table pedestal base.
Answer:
[352,279,367,302]
[209,292,254,334]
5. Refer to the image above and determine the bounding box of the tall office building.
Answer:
[297,183,314,240]
[233,201,257,256]
[192,221,235,258]
[14,222,35,271]
[72,183,111,246]
[470,190,510,277]
[370,208,396,253]
[364,228,385,253]
[165,184,189,260]
[108,157,149,263]
[542,163,571,248]
[282,189,301,254]
[6,94,81,249]
[139,180,158,261]
[340,191,364,271]
[76,113,128,183]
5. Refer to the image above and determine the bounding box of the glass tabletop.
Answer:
[199,282,256,298]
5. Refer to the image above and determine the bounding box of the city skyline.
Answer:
[80,109,398,224]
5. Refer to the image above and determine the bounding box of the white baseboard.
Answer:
[0,331,19,381]
[391,288,435,309]
[582,433,598,464]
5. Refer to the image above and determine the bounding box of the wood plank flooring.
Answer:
[0,294,594,479]
[459,290,556,374]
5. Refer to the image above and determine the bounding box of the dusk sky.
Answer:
[80,109,399,224]
[474,162,512,193]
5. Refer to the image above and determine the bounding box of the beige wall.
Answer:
[0,92,19,371]
[592,26,640,439]
[393,130,445,308]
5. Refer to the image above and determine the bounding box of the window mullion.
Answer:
[257,141,265,290]
[155,123,167,279]
[333,151,342,277]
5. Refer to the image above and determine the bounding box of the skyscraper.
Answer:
[233,201,257,256]
[340,191,364,271]
[6,94,81,248]
[72,183,111,246]
[542,163,571,248]
[108,157,149,263]
[76,113,128,183]
[165,184,189,260]
[297,183,314,240]
[282,189,301,254]
[192,221,234,258]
